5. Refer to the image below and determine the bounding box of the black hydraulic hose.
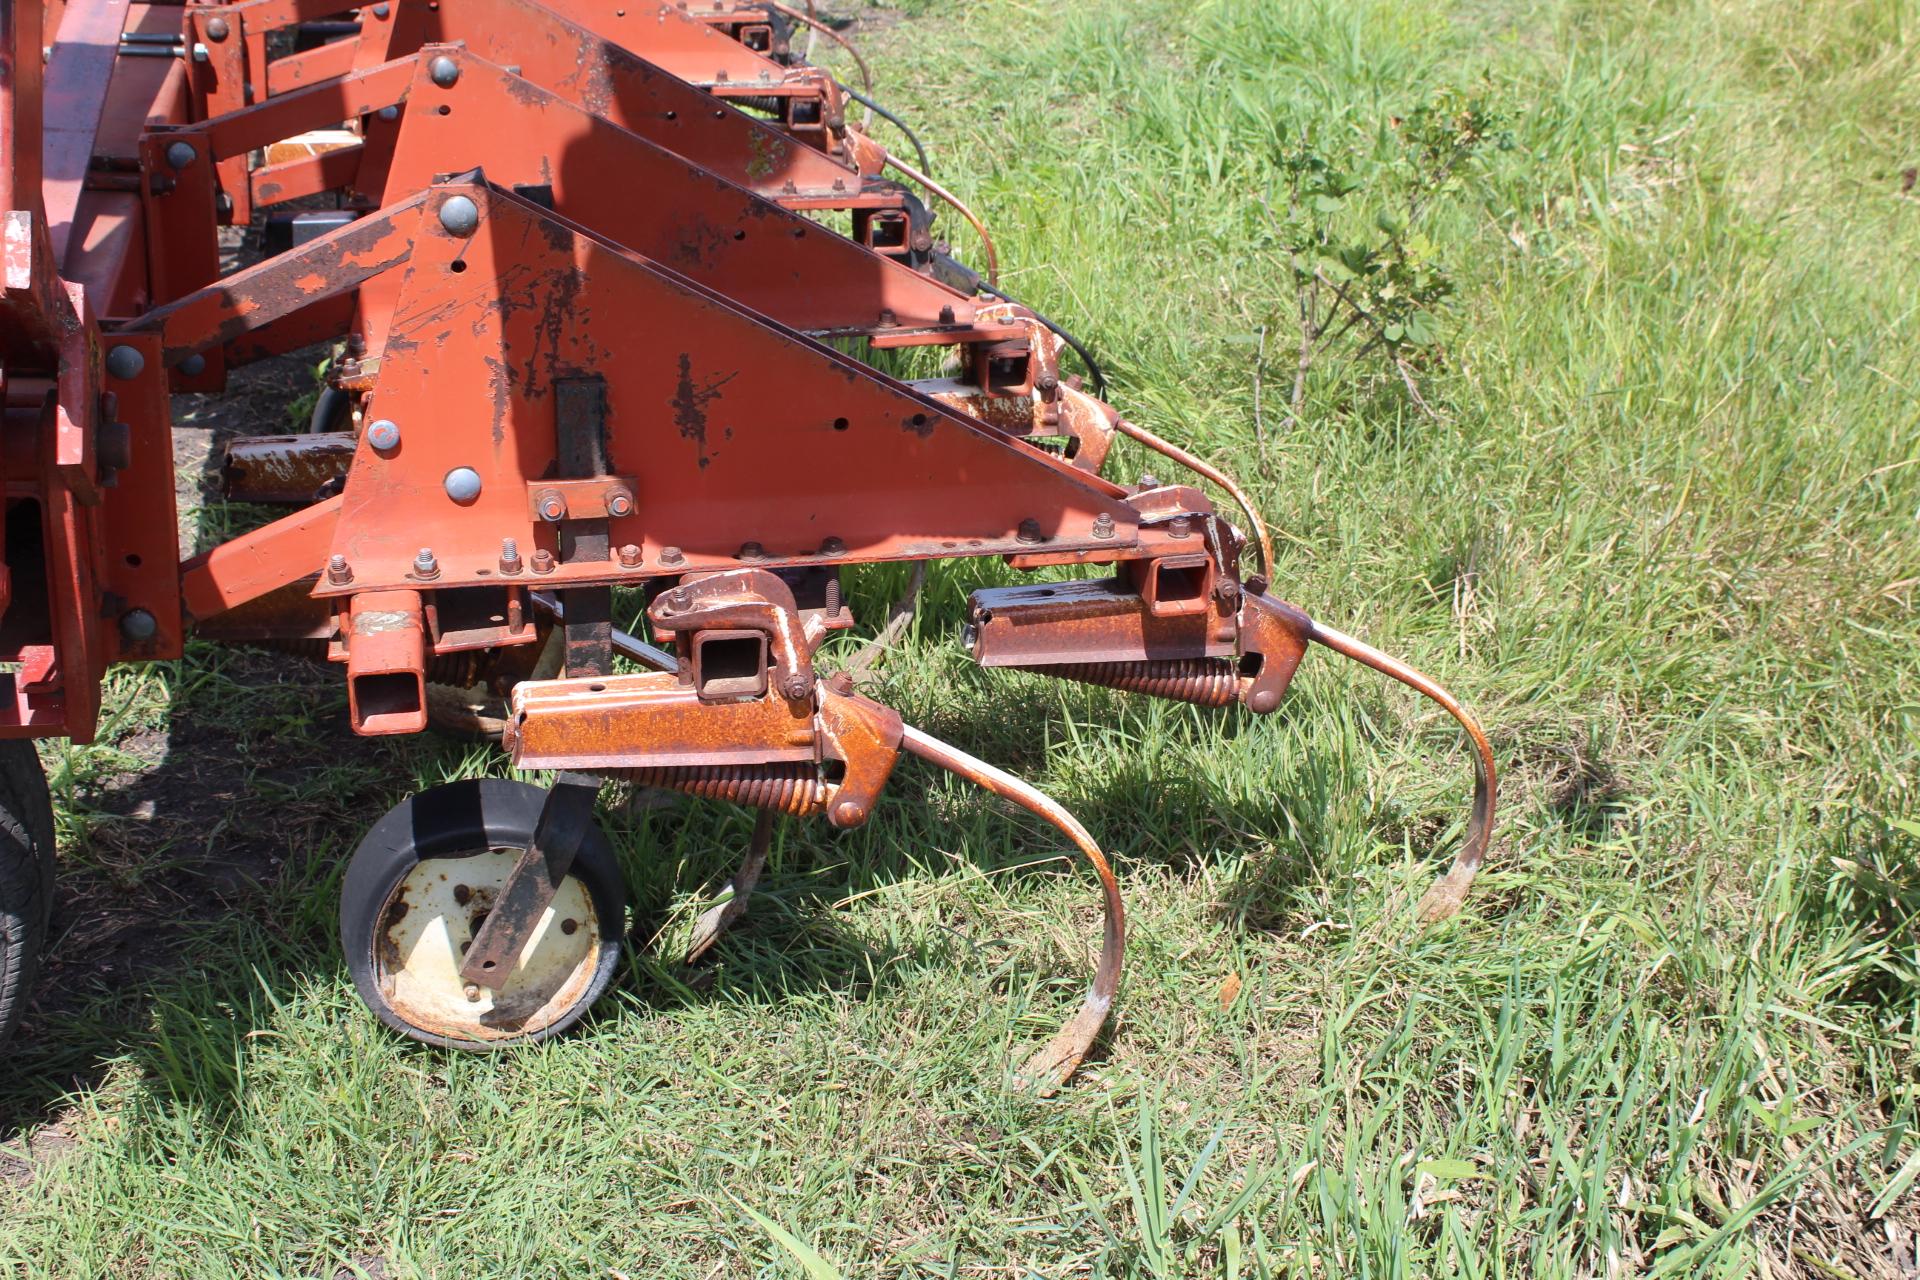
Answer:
[837,83,932,180]
[978,282,1108,400]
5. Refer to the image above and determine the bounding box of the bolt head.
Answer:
[784,674,810,700]
[659,546,684,566]
[818,536,846,557]
[737,541,764,560]
[536,491,567,522]
[205,16,230,40]
[443,466,482,503]
[118,609,158,644]
[1168,515,1193,538]
[617,544,642,568]
[105,345,145,380]
[605,487,634,518]
[165,140,197,170]
[191,41,209,62]
[437,194,480,237]
[366,419,401,450]
[668,587,692,610]
[428,55,460,88]
[1016,517,1043,545]
[1247,689,1280,714]
[178,352,207,377]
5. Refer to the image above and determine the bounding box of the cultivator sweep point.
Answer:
[0,0,1497,1078]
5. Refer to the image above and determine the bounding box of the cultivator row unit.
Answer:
[0,0,1495,1081]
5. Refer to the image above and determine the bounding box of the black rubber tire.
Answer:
[341,778,626,1051]
[307,384,351,435]
[0,739,56,1048]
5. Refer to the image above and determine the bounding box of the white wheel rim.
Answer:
[374,848,602,1043]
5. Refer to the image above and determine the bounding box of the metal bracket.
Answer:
[458,771,601,990]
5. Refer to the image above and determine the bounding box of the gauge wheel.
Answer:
[0,739,56,1048]
[342,778,626,1050]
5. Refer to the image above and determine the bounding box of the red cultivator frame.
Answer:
[0,0,1496,1083]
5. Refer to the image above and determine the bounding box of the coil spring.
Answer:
[1027,657,1238,707]
[609,764,830,816]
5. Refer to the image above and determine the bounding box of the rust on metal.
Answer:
[0,0,1499,1081]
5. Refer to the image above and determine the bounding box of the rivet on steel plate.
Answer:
[376,105,400,122]
[165,141,197,170]
[818,536,846,557]
[205,16,229,40]
[178,353,207,377]
[429,55,460,88]
[118,609,158,644]
[327,554,353,585]
[366,419,401,450]
[438,195,480,237]
[737,541,765,560]
[1016,517,1043,544]
[371,2,391,16]
[105,346,145,380]
[498,539,523,575]
[443,467,483,503]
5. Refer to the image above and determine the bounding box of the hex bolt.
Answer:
[535,489,567,522]
[178,353,207,377]
[1016,517,1043,544]
[659,545,685,567]
[784,673,810,700]
[165,140,197,170]
[1138,473,1159,490]
[530,549,555,575]
[118,609,158,644]
[326,554,353,585]
[205,16,229,39]
[105,345,145,380]
[1036,371,1059,394]
[438,194,480,237]
[366,418,401,450]
[498,538,523,575]
[938,305,955,324]
[428,55,460,88]
[1168,514,1193,538]
[1213,578,1241,604]
[668,587,692,610]
[604,486,635,518]
[1091,513,1116,539]
[413,547,440,579]
[463,982,481,1003]
[818,536,846,557]
[617,544,642,568]
[191,42,209,63]
[737,540,765,560]
[443,466,483,502]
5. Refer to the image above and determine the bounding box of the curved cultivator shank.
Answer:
[0,0,1496,1076]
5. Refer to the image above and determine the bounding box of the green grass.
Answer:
[5,0,1919,1274]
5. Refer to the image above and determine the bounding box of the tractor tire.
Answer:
[0,740,56,1048]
